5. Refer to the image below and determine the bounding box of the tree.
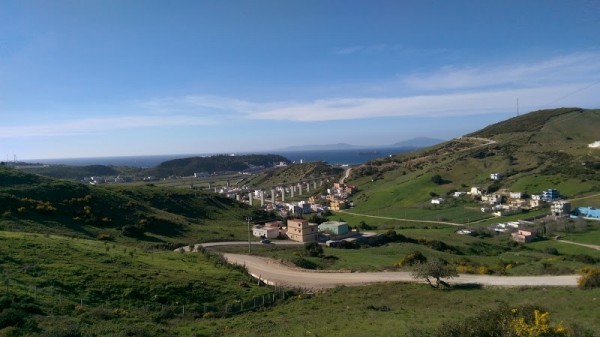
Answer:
[304,242,323,257]
[411,258,458,288]
[431,174,444,185]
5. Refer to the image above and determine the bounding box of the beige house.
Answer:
[329,199,346,211]
[286,219,318,243]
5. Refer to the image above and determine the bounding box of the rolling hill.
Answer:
[0,165,268,245]
[348,107,600,219]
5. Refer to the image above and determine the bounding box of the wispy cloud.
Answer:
[248,84,598,121]
[332,44,388,55]
[0,115,215,138]
[403,52,600,91]
[4,52,598,138]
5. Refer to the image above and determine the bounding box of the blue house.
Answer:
[573,207,600,220]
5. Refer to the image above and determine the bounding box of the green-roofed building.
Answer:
[318,221,349,235]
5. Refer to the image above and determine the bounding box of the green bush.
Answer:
[396,251,427,267]
[304,242,323,257]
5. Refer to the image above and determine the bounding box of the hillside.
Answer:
[150,154,290,177]
[0,166,267,245]
[239,162,345,190]
[347,108,600,220]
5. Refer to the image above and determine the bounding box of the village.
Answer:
[213,170,600,247]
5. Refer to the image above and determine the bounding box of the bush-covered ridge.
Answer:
[469,107,583,137]
[0,166,264,244]
[151,154,290,177]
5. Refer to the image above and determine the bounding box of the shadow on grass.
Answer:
[450,283,483,290]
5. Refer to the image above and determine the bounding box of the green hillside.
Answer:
[0,166,267,245]
[348,108,600,220]
[150,154,290,177]
[240,162,344,190]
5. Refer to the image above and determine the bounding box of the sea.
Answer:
[30,147,417,168]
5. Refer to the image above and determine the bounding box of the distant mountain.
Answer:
[277,143,364,151]
[388,137,445,148]
[277,138,445,152]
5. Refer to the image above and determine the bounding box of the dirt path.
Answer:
[335,209,464,227]
[222,253,579,289]
[557,239,600,251]
[340,167,352,184]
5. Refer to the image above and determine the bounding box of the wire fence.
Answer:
[3,269,297,319]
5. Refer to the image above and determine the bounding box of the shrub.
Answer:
[303,242,323,257]
[428,304,573,337]
[290,257,319,270]
[578,267,600,288]
[544,247,559,255]
[396,251,427,267]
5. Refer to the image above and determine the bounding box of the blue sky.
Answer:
[1,0,599,160]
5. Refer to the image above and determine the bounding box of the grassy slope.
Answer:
[348,108,600,222]
[241,162,343,190]
[0,231,275,336]
[0,166,264,245]
[180,283,600,337]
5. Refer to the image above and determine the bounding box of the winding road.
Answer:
[178,241,580,289]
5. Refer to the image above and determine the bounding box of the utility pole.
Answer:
[246,216,253,254]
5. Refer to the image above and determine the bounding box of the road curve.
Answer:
[177,242,579,289]
[221,252,578,289]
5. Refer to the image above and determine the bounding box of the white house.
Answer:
[490,173,501,180]
[252,224,280,239]
[509,192,523,199]
[431,197,444,205]
[470,187,483,196]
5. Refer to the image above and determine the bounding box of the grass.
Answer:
[560,223,600,245]
[178,282,600,337]
[213,225,598,277]
[0,231,278,336]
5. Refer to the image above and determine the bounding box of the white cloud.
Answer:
[0,115,215,138]
[4,52,598,136]
[248,84,598,121]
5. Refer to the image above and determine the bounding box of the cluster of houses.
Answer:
[252,218,378,246]
[81,175,134,185]
[432,172,568,219]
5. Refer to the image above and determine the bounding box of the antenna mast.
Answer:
[517,98,520,116]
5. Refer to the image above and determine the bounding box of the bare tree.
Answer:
[411,258,458,288]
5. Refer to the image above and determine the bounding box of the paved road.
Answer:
[222,253,579,289]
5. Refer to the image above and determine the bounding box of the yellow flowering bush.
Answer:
[511,309,567,337]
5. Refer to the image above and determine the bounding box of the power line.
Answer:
[535,79,600,110]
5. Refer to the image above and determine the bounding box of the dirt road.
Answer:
[223,253,579,289]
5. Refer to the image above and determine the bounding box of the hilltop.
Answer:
[348,108,600,219]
